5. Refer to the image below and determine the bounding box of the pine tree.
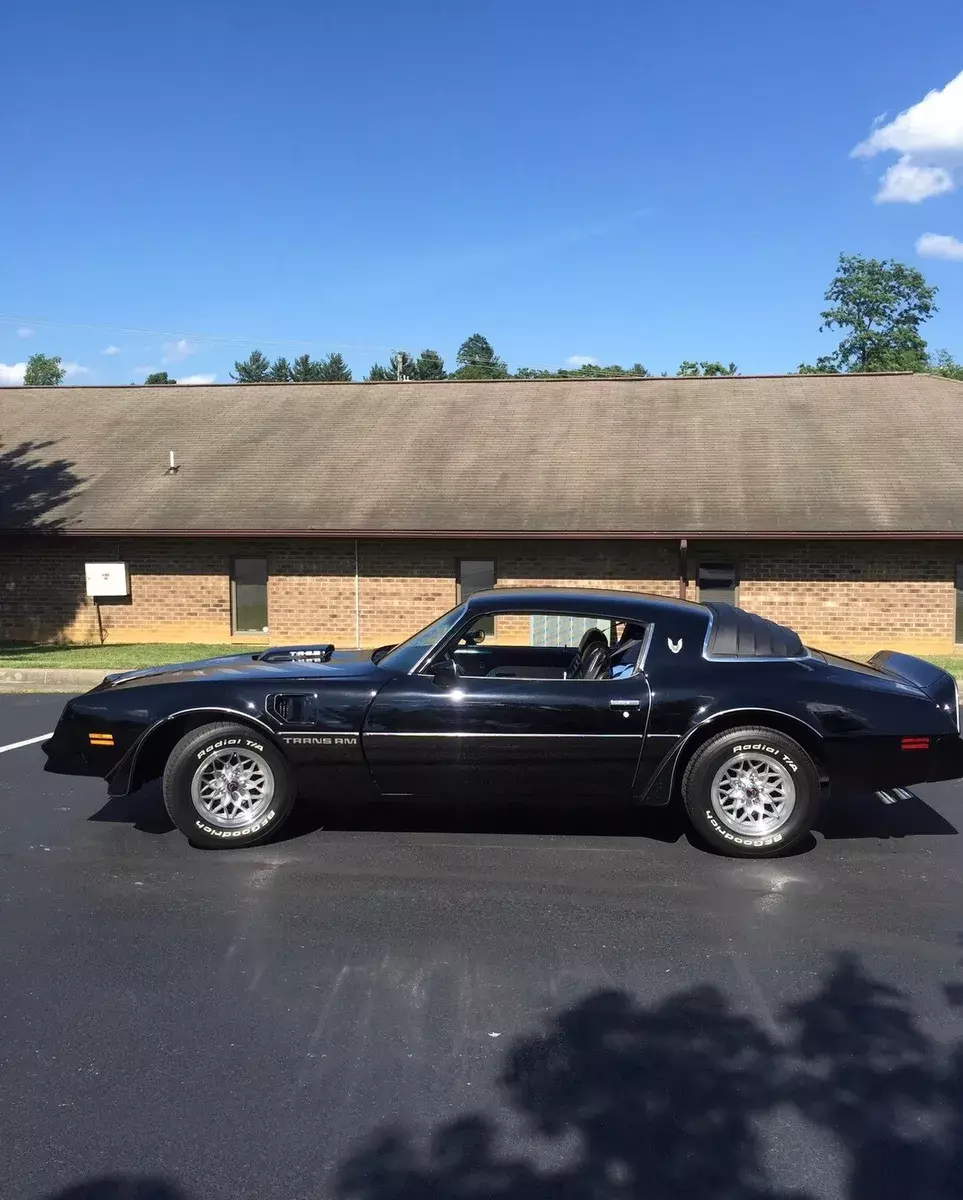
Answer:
[291,354,322,382]
[318,352,352,381]
[366,363,395,381]
[413,349,446,380]
[231,350,271,383]
[268,357,292,382]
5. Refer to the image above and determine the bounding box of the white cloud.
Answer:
[916,232,963,261]
[161,337,197,364]
[177,373,217,385]
[62,362,89,379]
[566,355,598,367]
[101,344,122,356]
[16,326,33,338]
[853,71,963,158]
[0,361,27,385]
[874,157,954,203]
[852,70,963,203]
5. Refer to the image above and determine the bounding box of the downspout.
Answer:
[354,538,361,648]
[678,537,688,600]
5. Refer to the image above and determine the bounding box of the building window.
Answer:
[698,562,738,605]
[457,559,496,634]
[956,565,963,643]
[231,558,268,633]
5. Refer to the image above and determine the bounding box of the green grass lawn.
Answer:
[0,642,265,669]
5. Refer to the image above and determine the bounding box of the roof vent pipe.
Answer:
[166,450,180,475]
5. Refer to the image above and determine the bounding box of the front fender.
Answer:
[107,706,280,796]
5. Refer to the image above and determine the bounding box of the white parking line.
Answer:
[0,733,53,754]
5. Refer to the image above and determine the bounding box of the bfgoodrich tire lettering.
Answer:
[162,722,296,848]
[681,726,820,858]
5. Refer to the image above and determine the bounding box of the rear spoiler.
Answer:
[870,650,960,731]
[257,644,335,664]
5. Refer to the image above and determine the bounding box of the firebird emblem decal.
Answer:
[667,638,683,654]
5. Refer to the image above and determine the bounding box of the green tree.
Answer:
[291,354,322,382]
[413,348,446,380]
[514,361,650,379]
[677,360,738,377]
[927,349,963,380]
[268,357,292,382]
[454,333,509,379]
[144,370,176,385]
[802,253,937,373]
[796,358,839,375]
[23,353,66,386]
[318,352,352,381]
[367,351,416,380]
[231,349,271,383]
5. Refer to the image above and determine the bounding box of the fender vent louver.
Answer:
[258,644,335,664]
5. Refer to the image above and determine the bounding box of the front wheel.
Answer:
[680,726,820,857]
[162,722,296,848]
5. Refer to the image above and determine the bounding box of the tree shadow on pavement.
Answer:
[336,954,963,1200]
[40,955,963,1198]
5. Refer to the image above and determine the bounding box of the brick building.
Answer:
[2,373,963,655]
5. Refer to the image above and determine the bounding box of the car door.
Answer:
[362,667,650,798]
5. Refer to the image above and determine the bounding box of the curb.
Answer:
[0,667,110,693]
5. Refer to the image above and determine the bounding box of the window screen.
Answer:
[698,563,738,605]
[458,560,496,635]
[530,613,611,647]
[956,565,963,644]
[232,558,268,633]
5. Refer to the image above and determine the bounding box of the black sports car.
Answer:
[43,587,963,857]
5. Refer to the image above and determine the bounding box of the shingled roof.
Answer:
[2,373,963,536]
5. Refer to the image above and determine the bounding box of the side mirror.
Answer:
[464,628,486,646]
[430,658,459,687]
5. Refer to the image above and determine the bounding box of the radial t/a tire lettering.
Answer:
[162,721,296,849]
[680,726,820,858]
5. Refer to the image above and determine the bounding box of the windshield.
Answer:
[375,603,468,674]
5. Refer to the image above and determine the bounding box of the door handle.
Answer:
[610,699,641,708]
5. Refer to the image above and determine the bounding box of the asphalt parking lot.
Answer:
[2,693,963,1200]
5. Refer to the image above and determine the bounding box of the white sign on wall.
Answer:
[85,562,130,598]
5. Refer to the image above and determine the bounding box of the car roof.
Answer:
[463,586,708,619]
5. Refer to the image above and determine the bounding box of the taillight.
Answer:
[901,737,930,751]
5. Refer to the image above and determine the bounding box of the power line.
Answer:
[0,314,396,353]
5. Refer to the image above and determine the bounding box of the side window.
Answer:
[457,559,496,635]
[698,562,738,605]
[449,611,647,681]
[956,565,963,644]
[231,557,268,634]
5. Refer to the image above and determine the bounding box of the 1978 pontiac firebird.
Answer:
[43,587,963,857]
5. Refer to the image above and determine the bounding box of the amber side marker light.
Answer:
[88,733,115,746]
[901,737,930,751]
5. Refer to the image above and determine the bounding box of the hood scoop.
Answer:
[257,644,335,664]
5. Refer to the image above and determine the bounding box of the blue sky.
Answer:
[3,0,962,385]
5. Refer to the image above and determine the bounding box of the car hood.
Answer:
[100,648,381,690]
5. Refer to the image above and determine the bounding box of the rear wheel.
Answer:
[162,722,296,848]
[681,726,819,857]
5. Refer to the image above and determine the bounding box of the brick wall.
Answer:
[1,535,961,653]
[685,540,962,654]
